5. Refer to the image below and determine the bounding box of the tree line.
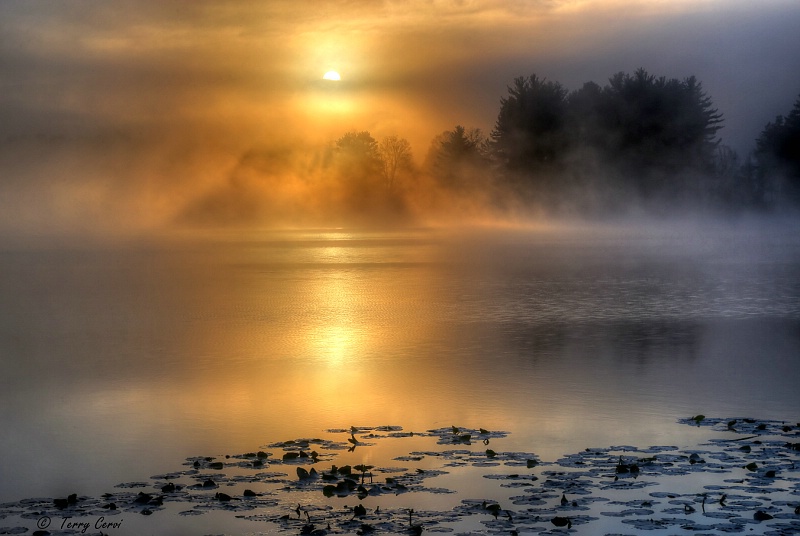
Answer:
[324,68,800,218]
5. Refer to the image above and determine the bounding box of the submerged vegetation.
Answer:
[2,418,798,535]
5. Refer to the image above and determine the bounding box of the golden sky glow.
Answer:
[1,0,799,233]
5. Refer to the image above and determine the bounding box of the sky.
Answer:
[1,0,799,234]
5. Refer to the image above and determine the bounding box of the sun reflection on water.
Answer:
[311,323,362,366]
[304,269,365,367]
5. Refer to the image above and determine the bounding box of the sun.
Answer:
[322,70,341,81]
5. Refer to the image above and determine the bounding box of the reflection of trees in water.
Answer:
[606,320,700,364]
[497,320,700,367]
[495,321,570,362]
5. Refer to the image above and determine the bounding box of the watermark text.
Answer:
[36,515,125,534]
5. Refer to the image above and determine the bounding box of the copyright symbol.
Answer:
[37,516,51,529]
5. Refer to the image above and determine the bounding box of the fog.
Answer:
[1,1,799,237]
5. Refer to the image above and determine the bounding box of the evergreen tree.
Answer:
[754,94,800,205]
[490,69,724,205]
[598,69,723,197]
[427,125,489,190]
[490,75,569,173]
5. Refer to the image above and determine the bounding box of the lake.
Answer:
[1,219,799,534]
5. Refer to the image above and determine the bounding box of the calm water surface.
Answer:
[1,222,799,524]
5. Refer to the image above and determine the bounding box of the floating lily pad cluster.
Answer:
[0,420,798,535]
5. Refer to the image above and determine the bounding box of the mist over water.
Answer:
[3,3,800,532]
[1,220,799,507]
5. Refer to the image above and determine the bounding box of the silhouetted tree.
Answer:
[562,81,608,201]
[706,144,760,208]
[754,93,800,205]
[490,75,569,175]
[378,135,413,191]
[328,130,389,217]
[334,130,381,181]
[490,69,724,207]
[566,81,605,148]
[427,125,489,190]
[598,69,723,198]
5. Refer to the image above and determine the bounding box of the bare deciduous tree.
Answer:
[378,135,413,190]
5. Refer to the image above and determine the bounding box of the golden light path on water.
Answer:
[299,233,372,371]
[2,225,800,536]
[288,232,427,424]
[92,227,693,456]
